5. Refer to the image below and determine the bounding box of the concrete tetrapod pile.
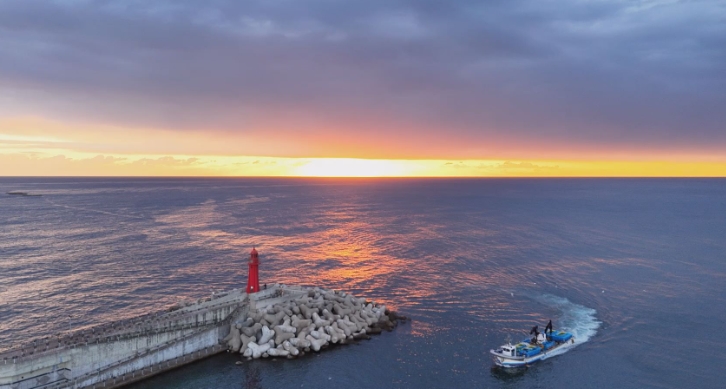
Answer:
[223,287,406,359]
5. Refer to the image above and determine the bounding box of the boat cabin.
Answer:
[498,345,516,357]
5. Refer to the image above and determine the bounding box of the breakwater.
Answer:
[226,286,404,359]
[0,285,401,389]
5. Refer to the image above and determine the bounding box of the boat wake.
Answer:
[531,293,601,359]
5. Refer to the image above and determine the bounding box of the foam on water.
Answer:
[532,293,601,358]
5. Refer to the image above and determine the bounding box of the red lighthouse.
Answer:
[246,247,260,294]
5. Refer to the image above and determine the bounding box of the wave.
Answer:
[530,293,601,358]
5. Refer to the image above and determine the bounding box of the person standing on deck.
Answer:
[545,320,553,339]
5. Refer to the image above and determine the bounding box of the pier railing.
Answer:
[1,298,244,365]
[2,301,247,389]
[43,304,247,389]
[57,326,218,389]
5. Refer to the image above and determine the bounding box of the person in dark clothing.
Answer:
[545,320,552,340]
[530,325,539,344]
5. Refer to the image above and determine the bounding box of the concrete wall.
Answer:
[0,300,246,389]
[72,325,224,389]
[0,285,313,389]
[249,285,307,311]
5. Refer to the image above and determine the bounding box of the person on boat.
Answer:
[530,325,539,344]
[545,320,553,340]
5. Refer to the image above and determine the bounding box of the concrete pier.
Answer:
[0,285,304,389]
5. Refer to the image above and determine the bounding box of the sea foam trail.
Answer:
[531,293,601,359]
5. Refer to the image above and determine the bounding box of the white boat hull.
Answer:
[490,338,575,368]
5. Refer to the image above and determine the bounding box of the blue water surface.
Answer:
[1,178,725,388]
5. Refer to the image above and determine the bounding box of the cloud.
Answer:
[0,153,209,176]
[499,162,537,169]
[130,156,199,167]
[0,0,724,159]
[497,161,559,172]
[442,161,469,169]
[0,151,302,176]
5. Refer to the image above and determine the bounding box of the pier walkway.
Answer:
[0,285,299,389]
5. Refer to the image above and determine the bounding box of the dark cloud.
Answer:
[0,0,724,158]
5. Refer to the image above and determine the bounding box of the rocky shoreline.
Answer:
[224,287,406,360]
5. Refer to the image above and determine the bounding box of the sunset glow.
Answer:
[1,117,724,177]
[2,145,726,177]
[0,1,723,177]
[295,159,413,177]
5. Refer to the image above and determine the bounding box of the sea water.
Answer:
[1,178,724,388]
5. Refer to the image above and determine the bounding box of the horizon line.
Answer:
[2,175,725,179]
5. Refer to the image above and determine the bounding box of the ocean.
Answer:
[1,177,724,388]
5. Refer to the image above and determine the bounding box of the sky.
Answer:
[0,0,724,176]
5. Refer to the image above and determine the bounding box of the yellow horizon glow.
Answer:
[1,151,726,177]
[294,158,414,177]
[1,116,726,177]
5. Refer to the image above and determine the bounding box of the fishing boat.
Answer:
[490,329,575,368]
